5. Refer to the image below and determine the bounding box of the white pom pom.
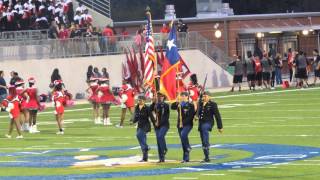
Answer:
[6,103,14,112]
[121,94,128,102]
[56,101,61,108]
[98,91,103,98]
[189,90,195,96]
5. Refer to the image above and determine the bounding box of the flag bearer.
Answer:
[198,91,223,162]
[150,92,170,163]
[171,91,195,163]
[133,94,155,162]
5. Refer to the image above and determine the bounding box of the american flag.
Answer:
[143,12,156,88]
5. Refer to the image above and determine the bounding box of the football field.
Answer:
[0,87,320,180]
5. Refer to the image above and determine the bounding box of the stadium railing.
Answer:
[0,29,49,42]
[0,31,231,69]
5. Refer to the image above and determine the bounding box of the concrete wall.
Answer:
[0,50,232,96]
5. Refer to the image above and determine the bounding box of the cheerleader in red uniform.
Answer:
[97,78,116,126]
[15,80,29,132]
[117,80,135,128]
[86,77,101,124]
[188,74,201,112]
[1,85,23,139]
[52,80,66,135]
[25,77,41,133]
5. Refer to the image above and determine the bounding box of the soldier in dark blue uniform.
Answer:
[133,94,155,162]
[150,92,170,163]
[198,91,223,162]
[171,91,195,163]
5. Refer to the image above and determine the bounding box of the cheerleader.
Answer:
[86,77,101,124]
[15,79,29,131]
[1,85,23,139]
[97,78,116,126]
[117,80,135,128]
[52,80,66,135]
[187,74,201,112]
[25,77,41,133]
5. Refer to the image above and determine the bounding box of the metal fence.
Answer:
[0,30,49,42]
[0,32,231,70]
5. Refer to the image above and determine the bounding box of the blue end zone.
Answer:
[0,143,319,179]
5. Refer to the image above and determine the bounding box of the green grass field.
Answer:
[0,87,320,180]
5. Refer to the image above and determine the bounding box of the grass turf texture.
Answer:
[0,87,319,179]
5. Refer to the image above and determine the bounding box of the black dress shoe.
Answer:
[139,159,148,162]
[180,160,189,163]
[200,159,210,163]
[157,159,165,163]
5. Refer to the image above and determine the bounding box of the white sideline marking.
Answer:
[201,173,225,176]
[284,163,320,166]
[253,166,277,169]
[309,152,319,154]
[173,177,198,180]
[129,146,141,150]
[80,148,91,152]
[173,167,209,171]
[228,169,252,172]
[53,143,70,145]
[304,159,320,162]
[215,87,320,99]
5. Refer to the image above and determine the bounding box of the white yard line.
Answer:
[201,173,225,176]
[214,87,320,99]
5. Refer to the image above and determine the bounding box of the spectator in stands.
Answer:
[36,15,49,29]
[0,70,7,103]
[120,27,129,40]
[102,25,115,53]
[177,19,188,33]
[58,24,69,57]
[73,9,82,25]
[48,21,59,57]
[64,0,74,24]
[312,49,320,85]
[177,19,188,47]
[134,25,144,49]
[160,23,170,48]
[83,25,99,54]
[81,8,92,27]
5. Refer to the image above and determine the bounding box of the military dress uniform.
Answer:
[198,100,223,162]
[171,101,195,163]
[133,99,155,162]
[150,100,170,162]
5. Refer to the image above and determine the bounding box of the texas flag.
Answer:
[160,25,190,101]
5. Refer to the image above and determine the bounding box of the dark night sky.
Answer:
[111,0,320,21]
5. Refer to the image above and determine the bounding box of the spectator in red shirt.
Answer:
[102,25,116,52]
[160,23,170,48]
[120,27,129,40]
[58,24,69,57]
[160,23,170,33]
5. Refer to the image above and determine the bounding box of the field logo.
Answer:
[0,143,319,179]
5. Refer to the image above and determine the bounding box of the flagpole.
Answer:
[176,66,183,128]
[146,6,159,127]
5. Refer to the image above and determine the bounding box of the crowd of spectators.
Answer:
[0,0,94,32]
